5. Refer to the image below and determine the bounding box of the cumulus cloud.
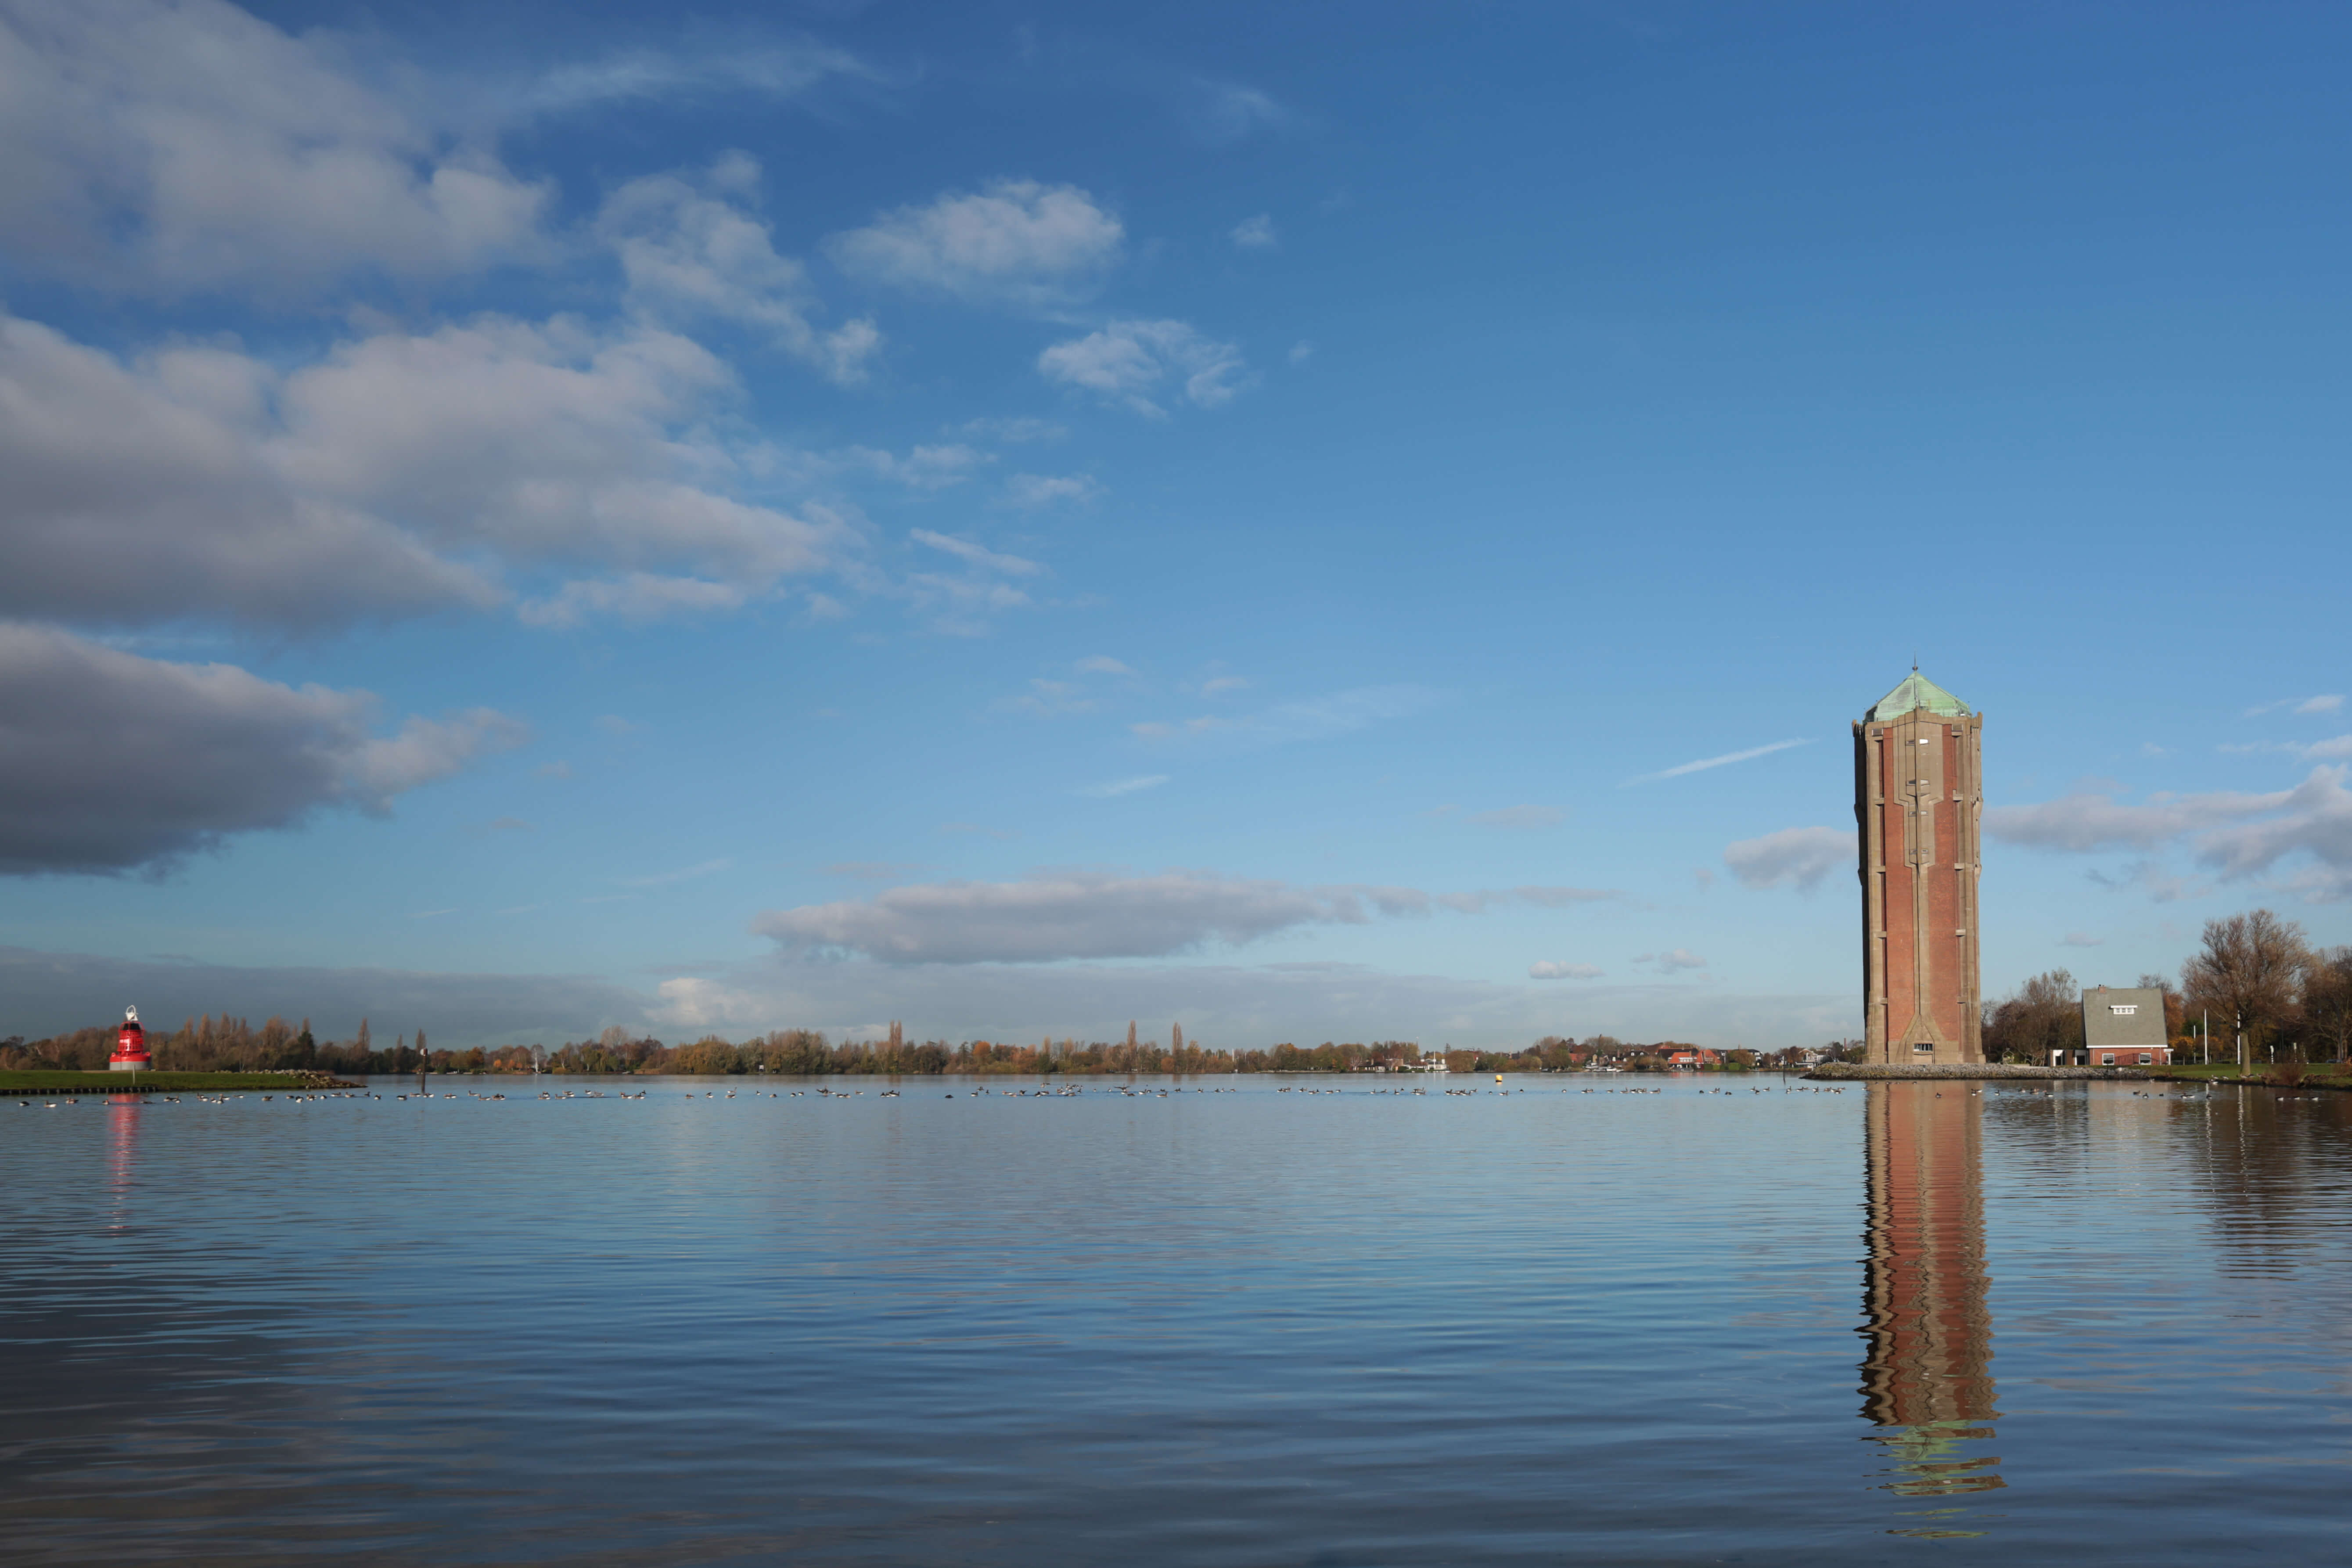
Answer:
[1469,805,1564,830]
[752,873,1618,965]
[0,309,847,630]
[1529,960,1604,980]
[1002,472,1104,508]
[1654,949,1707,972]
[1985,786,2276,851]
[0,624,523,874]
[753,870,1355,964]
[0,0,549,292]
[0,313,493,626]
[597,154,879,383]
[1993,767,2352,902]
[826,179,1123,306]
[1724,826,1853,892]
[2195,767,2352,900]
[1037,319,1250,416]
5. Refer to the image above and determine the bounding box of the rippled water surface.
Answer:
[6,1075,2351,1565]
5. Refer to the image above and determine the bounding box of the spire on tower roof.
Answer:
[1867,670,1969,721]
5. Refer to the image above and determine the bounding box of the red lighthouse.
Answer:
[109,1005,153,1072]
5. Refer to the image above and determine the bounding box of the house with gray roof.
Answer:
[2057,985,2172,1067]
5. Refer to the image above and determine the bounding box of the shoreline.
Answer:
[0,1070,362,1096]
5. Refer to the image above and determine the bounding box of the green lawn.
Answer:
[0,1071,352,1094]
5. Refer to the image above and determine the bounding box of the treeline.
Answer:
[4,1015,1805,1078]
[1985,910,2352,1065]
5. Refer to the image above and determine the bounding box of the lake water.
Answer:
[4,1075,2350,1565]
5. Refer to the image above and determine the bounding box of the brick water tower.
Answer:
[1855,673,1983,1065]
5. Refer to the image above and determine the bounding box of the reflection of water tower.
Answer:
[109,1005,153,1072]
[1860,1082,2002,1498]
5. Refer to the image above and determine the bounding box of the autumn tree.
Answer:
[2182,910,2310,1064]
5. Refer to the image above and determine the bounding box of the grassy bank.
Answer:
[0,1070,358,1095]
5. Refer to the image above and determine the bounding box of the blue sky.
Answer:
[4,0,2348,1048]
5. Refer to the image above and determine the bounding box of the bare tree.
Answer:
[2299,947,2352,1065]
[1982,969,2083,1062]
[2182,910,2310,1065]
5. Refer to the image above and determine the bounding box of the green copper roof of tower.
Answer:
[1866,671,1970,720]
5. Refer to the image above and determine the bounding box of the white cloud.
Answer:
[0,313,492,624]
[1187,81,1291,145]
[910,529,1043,577]
[1628,737,1811,784]
[1654,949,1708,972]
[1288,341,1314,365]
[0,309,852,631]
[597,155,879,384]
[753,870,1359,964]
[1078,775,1168,798]
[518,573,753,629]
[1132,685,1439,748]
[1985,787,2272,851]
[2247,694,2345,716]
[1529,960,1604,980]
[752,872,1616,965]
[0,0,549,292]
[0,623,521,874]
[1037,319,1250,416]
[1994,766,2352,902]
[2222,735,2352,762]
[1230,214,1277,250]
[2059,932,2104,947]
[826,179,1123,306]
[503,41,870,122]
[1468,805,1564,830]
[2195,766,2352,900]
[1724,826,1853,892]
[1075,656,1134,676]
[1002,472,1104,508]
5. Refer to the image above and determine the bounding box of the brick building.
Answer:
[1855,672,1985,1065]
[2059,985,2172,1067]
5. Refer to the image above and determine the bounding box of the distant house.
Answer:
[1663,1047,1721,1069]
[2056,986,2172,1067]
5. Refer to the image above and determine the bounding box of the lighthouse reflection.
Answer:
[1859,1082,2003,1502]
[106,1093,142,1230]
